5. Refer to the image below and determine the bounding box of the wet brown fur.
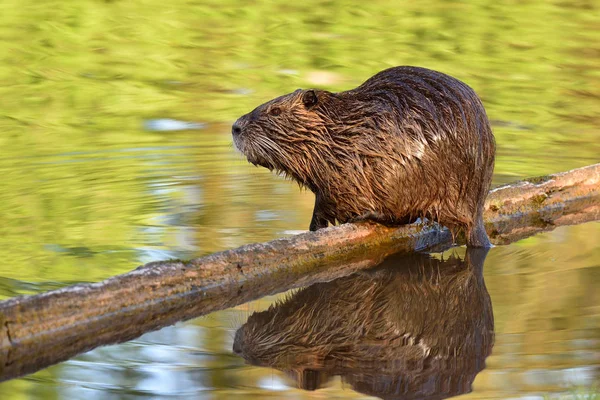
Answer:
[233,66,495,247]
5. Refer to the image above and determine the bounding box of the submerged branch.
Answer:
[0,163,599,381]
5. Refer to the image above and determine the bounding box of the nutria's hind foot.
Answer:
[467,218,492,248]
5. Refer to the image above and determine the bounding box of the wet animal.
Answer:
[232,66,495,247]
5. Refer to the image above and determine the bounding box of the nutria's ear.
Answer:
[302,90,318,108]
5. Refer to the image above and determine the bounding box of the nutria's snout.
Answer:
[232,122,242,137]
[231,117,247,154]
[232,115,247,140]
[231,115,274,170]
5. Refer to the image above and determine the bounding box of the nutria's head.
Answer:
[232,88,342,188]
[232,292,341,368]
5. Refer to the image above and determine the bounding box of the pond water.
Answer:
[0,0,599,398]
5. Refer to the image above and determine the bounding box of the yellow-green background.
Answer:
[0,0,598,398]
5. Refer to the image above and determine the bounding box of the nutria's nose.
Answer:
[232,123,242,136]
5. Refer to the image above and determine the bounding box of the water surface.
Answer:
[0,0,598,398]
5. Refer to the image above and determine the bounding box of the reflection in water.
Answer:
[234,249,494,399]
[143,119,206,132]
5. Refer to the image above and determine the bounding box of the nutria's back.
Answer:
[233,66,495,246]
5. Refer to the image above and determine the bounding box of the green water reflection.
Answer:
[0,0,598,398]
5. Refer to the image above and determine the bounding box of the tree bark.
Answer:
[0,163,598,381]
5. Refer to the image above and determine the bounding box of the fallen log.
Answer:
[0,163,599,381]
[484,163,600,243]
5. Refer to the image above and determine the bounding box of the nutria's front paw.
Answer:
[309,217,328,231]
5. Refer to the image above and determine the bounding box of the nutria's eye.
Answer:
[270,107,281,116]
[302,90,318,108]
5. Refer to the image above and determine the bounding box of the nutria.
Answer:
[232,66,495,247]
[233,248,494,399]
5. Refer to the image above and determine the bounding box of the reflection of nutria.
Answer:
[232,67,495,247]
[233,249,494,399]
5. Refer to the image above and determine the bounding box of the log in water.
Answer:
[0,163,598,381]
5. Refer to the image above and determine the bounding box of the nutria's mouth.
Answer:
[249,156,275,170]
[233,135,281,172]
[243,146,275,170]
